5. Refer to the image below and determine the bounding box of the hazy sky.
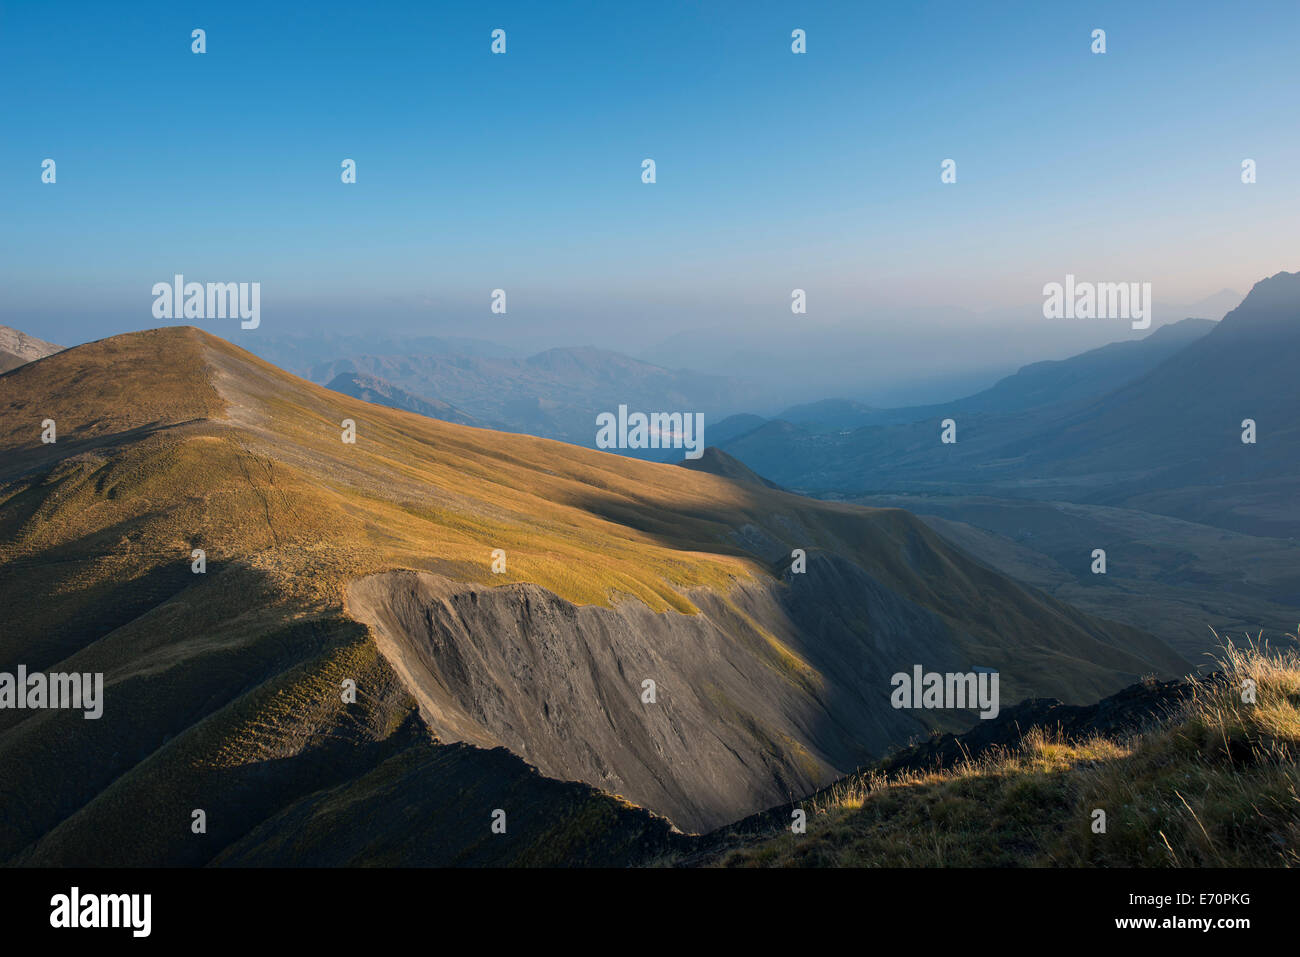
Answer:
[3,0,1297,399]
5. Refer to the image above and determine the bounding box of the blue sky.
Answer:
[2,0,1298,395]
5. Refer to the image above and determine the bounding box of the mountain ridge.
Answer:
[0,326,1185,859]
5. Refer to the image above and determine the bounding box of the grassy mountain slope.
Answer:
[690,643,1300,867]
[0,327,1184,861]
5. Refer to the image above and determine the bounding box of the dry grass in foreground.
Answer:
[714,639,1300,867]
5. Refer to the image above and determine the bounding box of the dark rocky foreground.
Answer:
[676,672,1218,865]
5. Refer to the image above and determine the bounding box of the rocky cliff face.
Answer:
[350,545,1185,833]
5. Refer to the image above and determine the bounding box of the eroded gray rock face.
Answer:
[349,568,881,833]
[347,546,1184,833]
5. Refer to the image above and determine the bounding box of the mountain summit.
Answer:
[1213,269,1300,339]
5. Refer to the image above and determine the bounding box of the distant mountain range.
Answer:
[638,289,1243,406]
[248,333,521,374]
[325,371,482,427]
[287,312,1224,470]
[309,346,774,458]
[715,274,1300,536]
[767,316,1217,432]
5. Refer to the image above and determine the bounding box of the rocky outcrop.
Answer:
[348,550,1187,833]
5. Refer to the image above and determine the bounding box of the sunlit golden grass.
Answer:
[0,329,769,649]
[2,328,1185,715]
[714,639,1300,867]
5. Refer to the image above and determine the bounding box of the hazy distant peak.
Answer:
[325,370,481,426]
[0,325,61,358]
[1143,317,1217,343]
[524,346,664,374]
[777,398,876,423]
[1180,287,1244,321]
[0,325,62,374]
[1217,270,1300,336]
[1233,269,1300,309]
